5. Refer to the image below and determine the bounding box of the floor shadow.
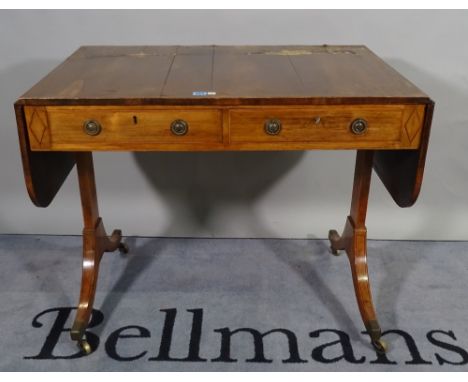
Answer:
[261,235,364,342]
[92,235,169,337]
[128,151,365,338]
[369,240,423,330]
[96,150,306,333]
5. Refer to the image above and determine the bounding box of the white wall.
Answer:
[1,10,467,240]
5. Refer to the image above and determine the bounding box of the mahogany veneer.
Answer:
[14,45,434,354]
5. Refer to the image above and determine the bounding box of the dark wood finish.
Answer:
[14,103,75,207]
[13,45,435,353]
[328,151,386,352]
[373,101,435,207]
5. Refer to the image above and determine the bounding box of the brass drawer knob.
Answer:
[264,119,282,135]
[83,120,102,136]
[171,119,188,136]
[350,118,368,135]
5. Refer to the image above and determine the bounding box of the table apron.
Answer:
[23,105,426,151]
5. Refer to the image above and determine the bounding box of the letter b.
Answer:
[24,307,104,359]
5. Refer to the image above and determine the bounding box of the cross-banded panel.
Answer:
[401,105,425,147]
[25,106,51,150]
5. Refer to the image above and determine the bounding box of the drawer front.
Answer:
[25,104,425,151]
[229,105,425,149]
[25,106,223,150]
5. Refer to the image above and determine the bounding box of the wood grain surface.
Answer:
[17,45,430,105]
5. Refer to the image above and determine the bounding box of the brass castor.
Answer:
[118,242,129,254]
[79,339,92,355]
[372,338,388,354]
[328,229,342,256]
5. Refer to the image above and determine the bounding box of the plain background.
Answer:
[0,10,467,240]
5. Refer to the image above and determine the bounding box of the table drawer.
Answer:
[229,105,425,149]
[25,106,223,150]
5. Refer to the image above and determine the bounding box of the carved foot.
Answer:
[328,214,354,256]
[328,229,344,255]
[107,229,129,254]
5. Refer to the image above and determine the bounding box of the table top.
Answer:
[14,45,434,210]
[18,45,429,106]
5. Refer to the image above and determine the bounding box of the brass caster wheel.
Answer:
[372,338,388,354]
[79,339,92,355]
[330,247,341,256]
[118,242,129,254]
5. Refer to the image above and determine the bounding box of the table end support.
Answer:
[328,150,387,354]
[71,153,129,354]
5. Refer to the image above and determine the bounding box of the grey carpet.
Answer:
[0,234,468,371]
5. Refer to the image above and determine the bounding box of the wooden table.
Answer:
[14,45,434,354]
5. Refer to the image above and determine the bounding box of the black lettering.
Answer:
[366,329,432,365]
[427,330,468,365]
[310,329,365,364]
[149,308,207,362]
[212,327,307,363]
[24,307,103,359]
[105,325,150,361]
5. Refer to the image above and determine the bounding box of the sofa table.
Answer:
[14,45,434,354]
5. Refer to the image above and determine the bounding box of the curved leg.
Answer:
[71,153,128,353]
[328,151,387,353]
